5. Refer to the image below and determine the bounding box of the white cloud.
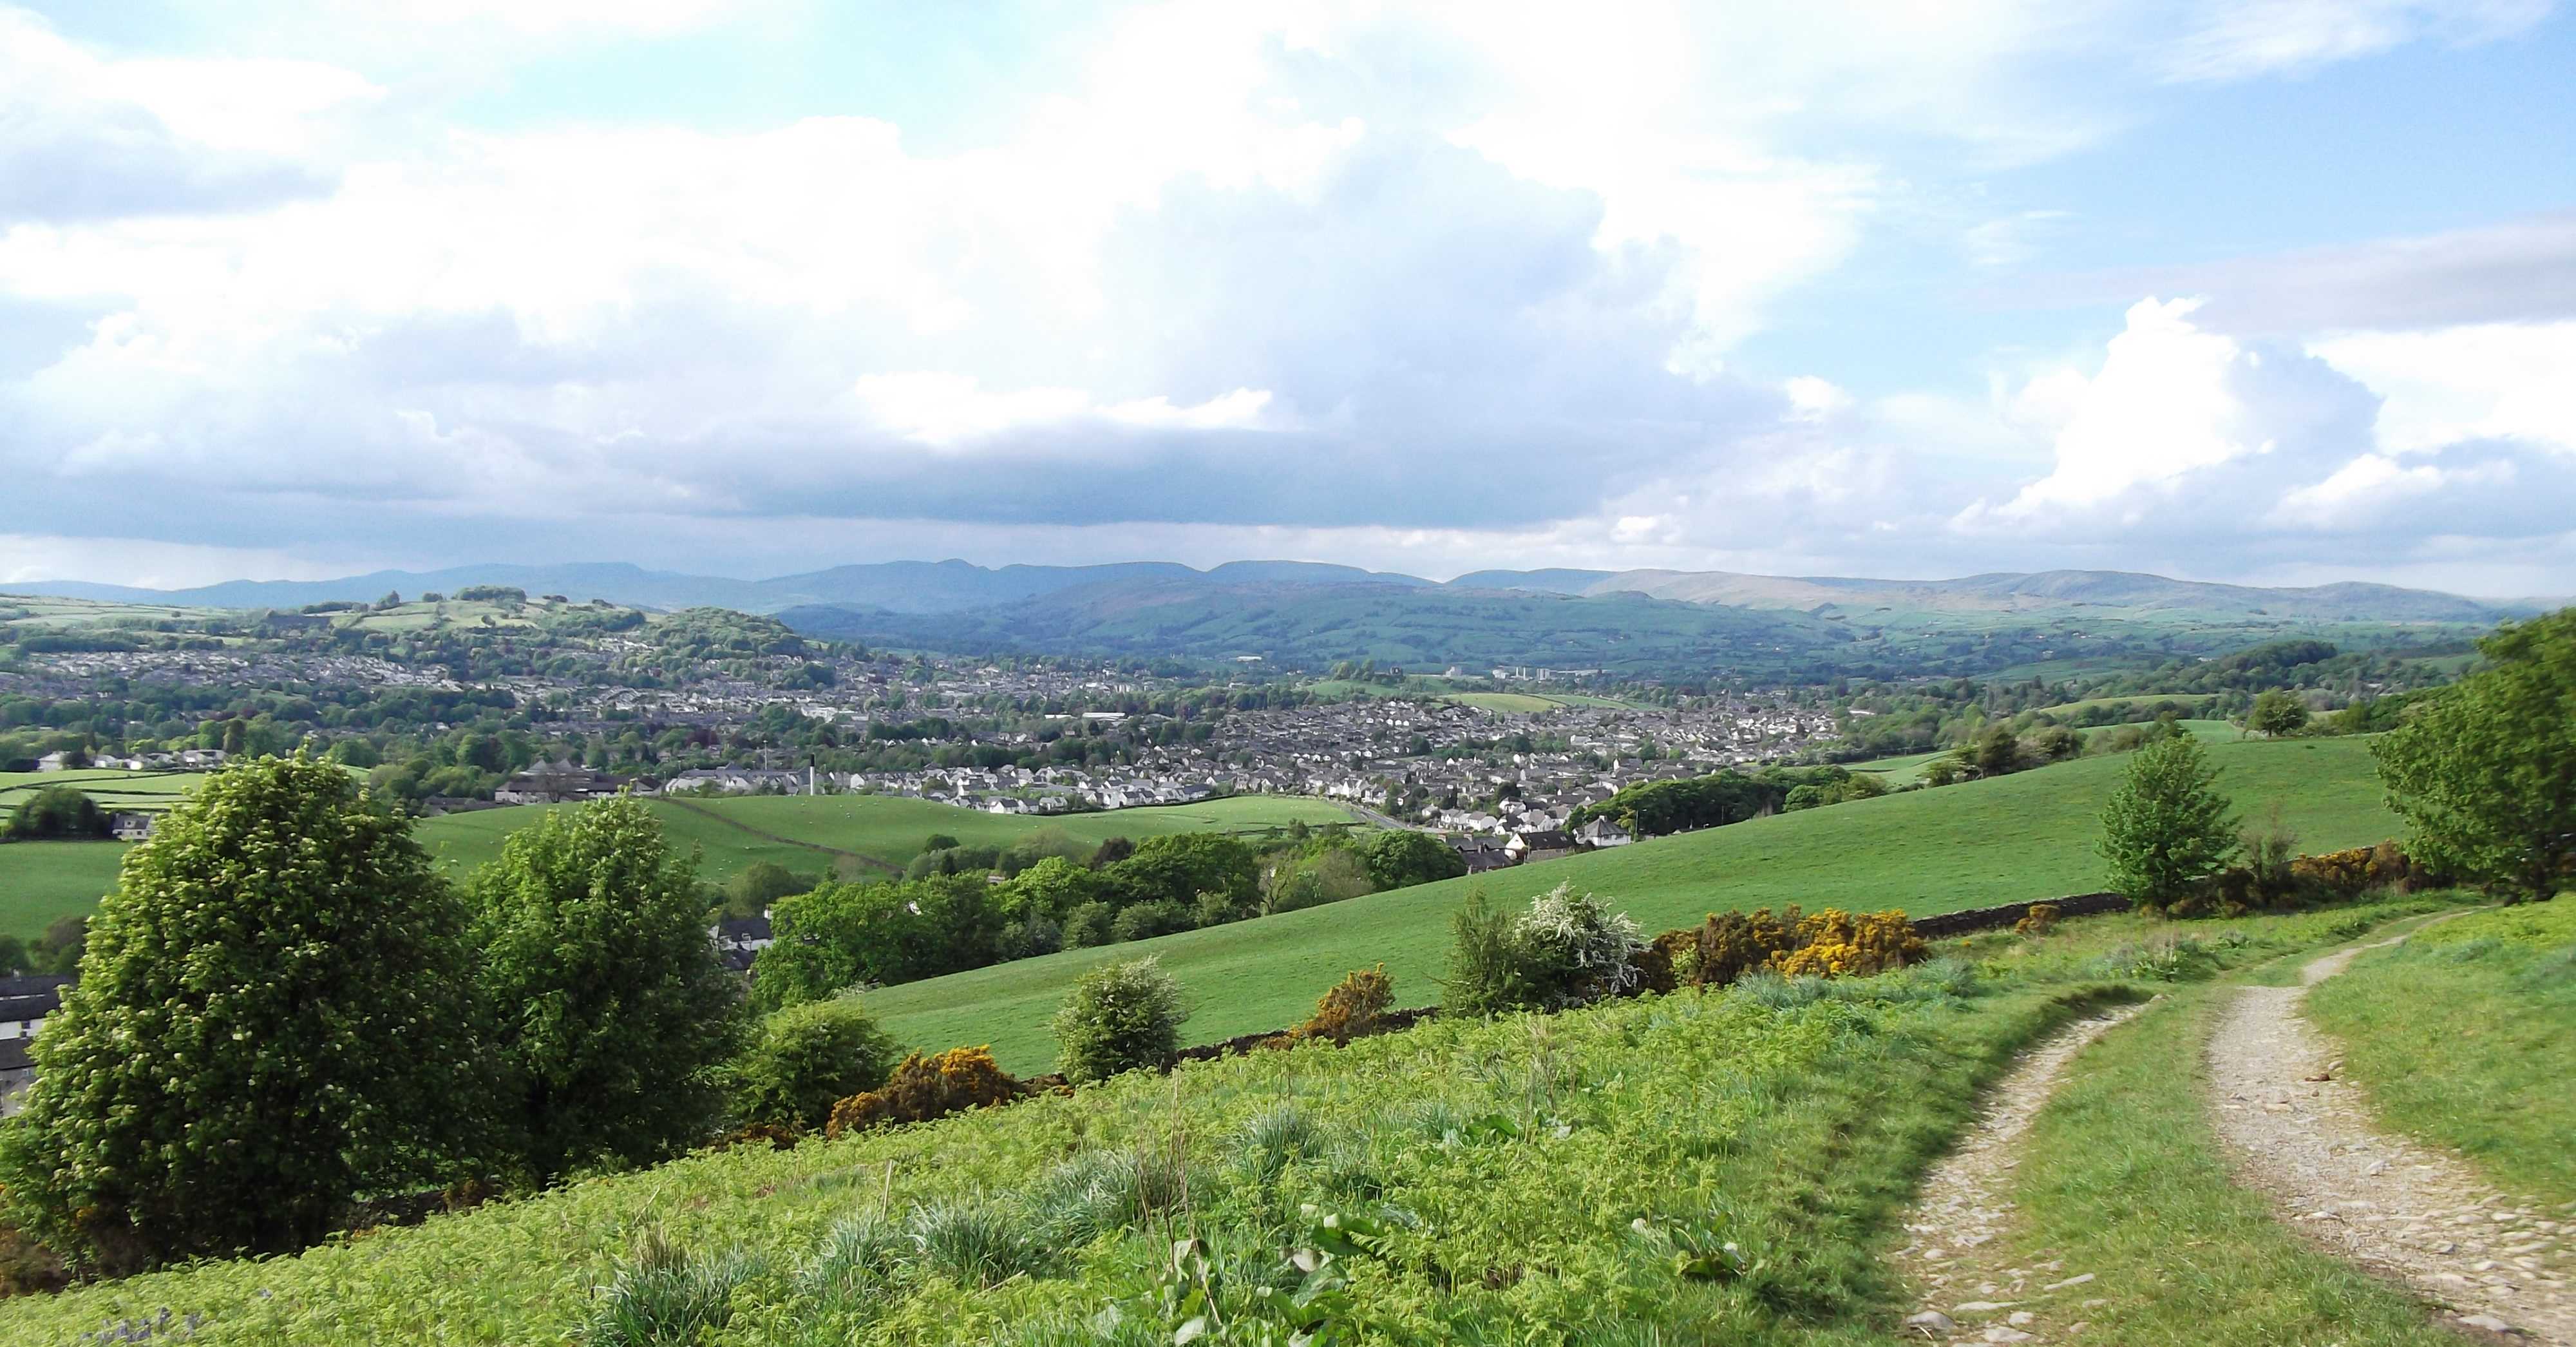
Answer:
[2309,321,2576,455]
[2157,0,2555,82]
[1979,297,2268,517]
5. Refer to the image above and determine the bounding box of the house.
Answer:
[33,751,71,772]
[0,975,73,1042]
[178,749,229,769]
[713,915,775,976]
[495,760,620,805]
[1450,837,1515,873]
[1504,828,1575,863]
[1577,817,1633,848]
[109,812,155,842]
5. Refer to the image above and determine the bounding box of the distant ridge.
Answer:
[3,560,2526,625]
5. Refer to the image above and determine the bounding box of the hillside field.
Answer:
[1838,718,2240,785]
[0,769,211,815]
[0,895,2472,1346]
[0,794,1363,941]
[867,734,2398,1072]
[413,792,1361,881]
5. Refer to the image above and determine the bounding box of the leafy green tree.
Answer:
[1358,829,1468,890]
[999,855,1109,922]
[726,995,903,1132]
[4,785,109,840]
[470,796,744,1181]
[750,874,1001,1009]
[721,861,810,917]
[1050,957,1188,1084]
[1974,724,2022,778]
[0,754,481,1270]
[2375,609,2576,901]
[1108,833,1258,909]
[2097,734,2238,903]
[2249,690,2311,738]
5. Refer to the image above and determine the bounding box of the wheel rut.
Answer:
[2206,922,2576,1343]
[1891,1002,2147,1343]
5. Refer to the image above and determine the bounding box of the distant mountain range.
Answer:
[10,559,2535,677]
[5,559,2529,624]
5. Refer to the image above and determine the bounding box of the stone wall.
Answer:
[1911,890,2132,939]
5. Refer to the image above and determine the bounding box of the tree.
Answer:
[4,785,109,840]
[470,796,745,1181]
[727,995,903,1133]
[721,861,810,917]
[1050,957,1188,1084]
[1359,829,1468,890]
[2375,609,2576,901]
[2249,690,2310,738]
[0,754,480,1270]
[2097,734,2239,903]
[1108,833,1258,909]
[1974,725,2021,778]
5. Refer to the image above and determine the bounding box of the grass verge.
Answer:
[2306,898,2576,1207]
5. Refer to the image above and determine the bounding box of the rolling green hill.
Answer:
[866,735,2399,1072]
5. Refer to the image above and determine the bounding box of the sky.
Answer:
[1,0,2571,595]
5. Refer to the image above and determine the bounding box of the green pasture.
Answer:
[2035,692,2218,716]
[0,840,129,942]
[0,769,209,816]
[868,735,2401,1071]
[416,793,1363,886]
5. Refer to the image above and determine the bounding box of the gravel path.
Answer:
[1892,1003,2148,1344]
[2207,928,2576,1343]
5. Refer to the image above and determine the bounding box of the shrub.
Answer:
[1683,906,1803,989]
[2013,903,2061,938]
[1061,901,1117,950]
[728,995,904,1134]
[1627,938,1678,995]
[1296,966,1394,1044]
[1051,957,1189,1084]
[1515,882,1648,1005]
[1768,909,1924,979]
[2291,840,2420,897]
[826,1046,1025,1137]
[1444,884,1649,1013]
[0,1217,67,1297]
[1440,892,1558,1016]
[1110,899,1190,944]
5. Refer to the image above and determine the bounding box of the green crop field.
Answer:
[867,735,2400,1072]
